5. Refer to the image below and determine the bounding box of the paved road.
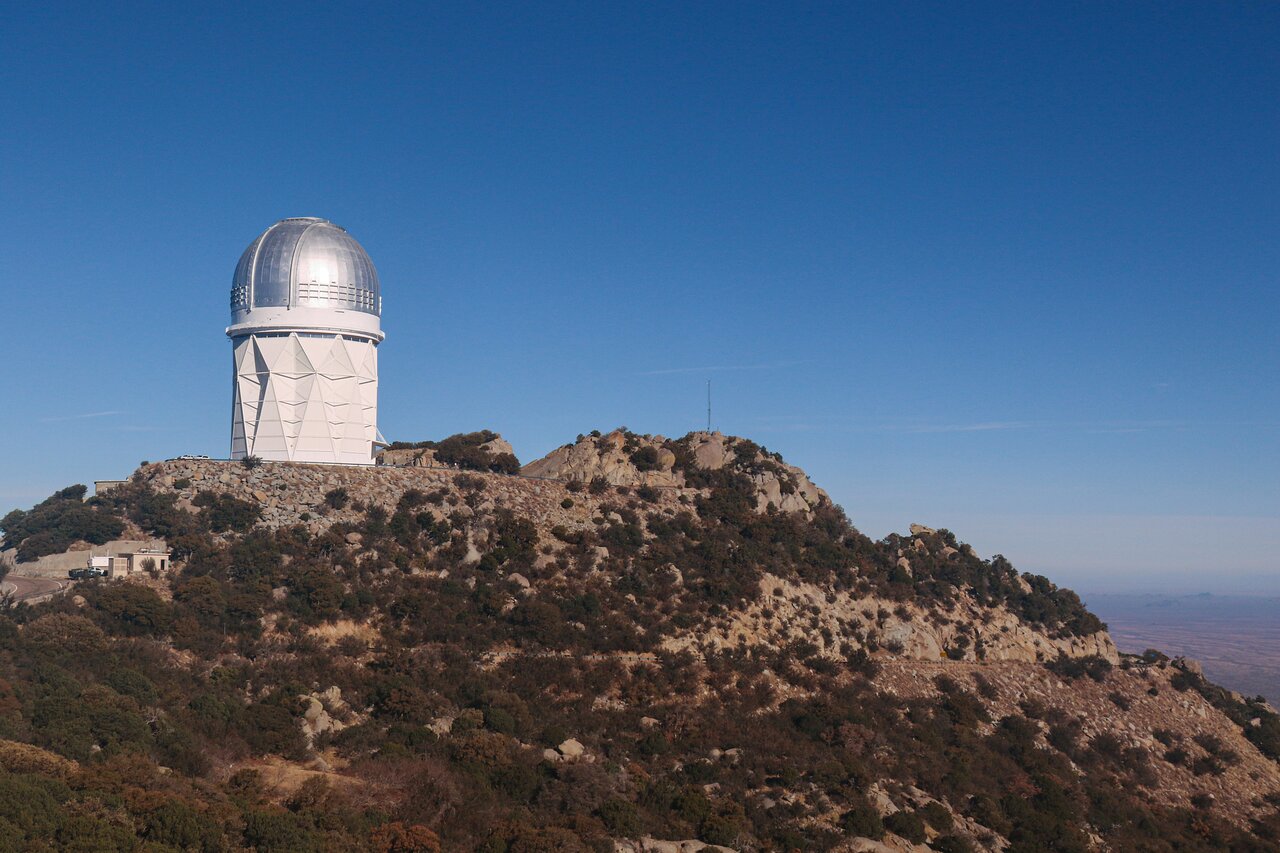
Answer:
[2,574,67,603]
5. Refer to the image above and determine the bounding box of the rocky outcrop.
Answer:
[557,738,585,760]
[521,430,829,514]
[298,686,361,747]
[478,435,516,459]
[684,432,828,513]
[663,572,1118,665]
[521,430,681,487]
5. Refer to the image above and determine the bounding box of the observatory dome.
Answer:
[226,215,386,465]
[231,217,380,317]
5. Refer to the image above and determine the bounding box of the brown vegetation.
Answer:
[0,432,1275,850]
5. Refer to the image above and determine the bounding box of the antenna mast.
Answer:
[706,379,712,433]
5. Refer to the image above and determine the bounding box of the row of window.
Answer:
[297,282,378,308]
[230,285,378,311]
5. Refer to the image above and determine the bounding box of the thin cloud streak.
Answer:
[638,360,809,376]
[898,421,1035,434]
[750,418,1279,436]
[748,419,1037,435]
[878,419,1260,434]
[39,410,122,423]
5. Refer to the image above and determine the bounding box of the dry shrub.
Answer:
[0,740,77,779]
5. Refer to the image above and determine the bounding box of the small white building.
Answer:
[85,548,171,579]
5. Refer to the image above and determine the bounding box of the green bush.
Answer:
[933,835,977,853]
[840,799,884,839]
[241,809,319,852]
[91,583,174,638]
[920,801,954,832]
[630,447,661,472]
[143,800,225,852]
[483,706,517,736]
[1046,654,1112,683]
[105,669,158,705]
[391,431,520,474]
[1,485,125,562]
[885,809,927,842]
[0,773,69,839]
[597,797,640,836]
[241,699,306,759]
[193,491,261,533]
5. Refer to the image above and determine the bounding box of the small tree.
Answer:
[241,455,264,470]
[630,446,661,471]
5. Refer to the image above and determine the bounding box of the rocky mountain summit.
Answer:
[0,429,1277,851]
[521,430,828,515]
[134,450,1109,671]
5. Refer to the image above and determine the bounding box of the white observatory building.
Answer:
[227,217,385,465]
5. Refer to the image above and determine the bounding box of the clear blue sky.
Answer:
[2,2,1276,594]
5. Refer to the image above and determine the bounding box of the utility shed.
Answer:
[88,548,172,579]
[93,480,127,497]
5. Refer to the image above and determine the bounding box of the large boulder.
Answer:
[521,429,681,487]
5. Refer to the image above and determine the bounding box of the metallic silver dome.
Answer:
[231,217,380,316]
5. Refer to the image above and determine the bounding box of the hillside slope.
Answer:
[0,429,1275,851]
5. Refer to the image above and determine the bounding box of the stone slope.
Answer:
[666,571,1117,665]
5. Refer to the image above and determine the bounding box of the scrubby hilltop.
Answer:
[0,429,1277,851]
[520,430,828,515]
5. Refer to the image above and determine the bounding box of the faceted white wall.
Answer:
[230,333,379,465]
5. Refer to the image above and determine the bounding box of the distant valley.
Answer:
[1085,592,1280,703]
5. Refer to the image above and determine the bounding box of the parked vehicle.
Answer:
[68,567,107,580]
